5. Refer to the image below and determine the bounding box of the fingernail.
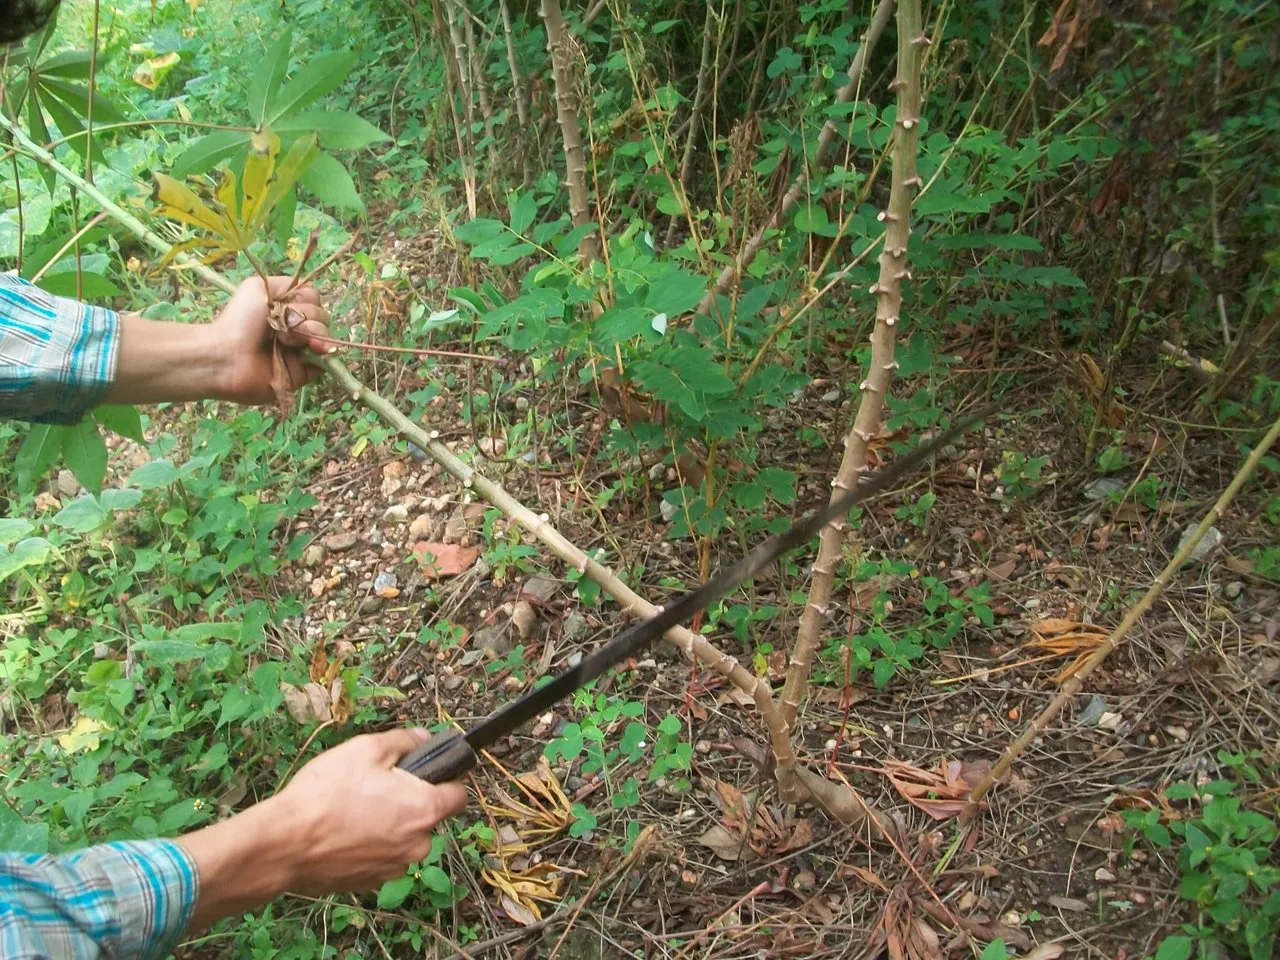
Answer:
[326,345,338,354]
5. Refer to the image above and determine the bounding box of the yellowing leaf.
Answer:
[153,173,228,235]
[58,715,111,753]
[132,52,180,90]
[255,133,319,229]
[240,130,279,229]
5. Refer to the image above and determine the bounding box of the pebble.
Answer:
[93,642,111,659]
[1225,581,1243,600]
[323,532,358,552]
[407,443,428,461]
[514,397,530,412]
[1082,477,1125,501]
[1179,523,1223,563]
[478,437,506,458]
[383,504,409,522]
[473,623,515,656]
[522,576,558,603]
[660,499,678,523]
[57,469,81,499]
[442,675,465,691]
[1094,867,1116,883]
[694,740,711,755]
[563,611,589,644]
[358,596,382,614]
[511,600,537,639]
[373,572,399,598]
[302,544,326,567]
[409,514,434,538]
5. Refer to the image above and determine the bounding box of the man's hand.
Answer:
[178,729,467,929]
[211,276,334,406]
[105,275,334,409]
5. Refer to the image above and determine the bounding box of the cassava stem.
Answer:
[777,0,924,735]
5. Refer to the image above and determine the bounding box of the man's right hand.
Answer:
[179,728,468,929]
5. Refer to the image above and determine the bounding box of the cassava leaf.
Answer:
[172,130,251,179]
[267,50,359,123]
[61,418,108,494]
[248,29,293,125]
[297,149,363,212]
[272,111,389,150]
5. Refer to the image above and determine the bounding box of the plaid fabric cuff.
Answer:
[0,274,121,425]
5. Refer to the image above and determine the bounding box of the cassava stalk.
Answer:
[667,0,718,247]
[777,0,923,735]
[541,0,596,260]
[3,111,894,841]
[962,410,1280,821]
[695,0,895,317]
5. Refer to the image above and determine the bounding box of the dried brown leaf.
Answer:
[1022,944,1065,960]
[280,680,331,724]
[697,824,751,861]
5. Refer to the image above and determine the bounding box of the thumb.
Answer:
[365,727,430,767]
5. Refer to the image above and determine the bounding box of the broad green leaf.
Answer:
[794,203,833,235]
[26,86,55,192]
[419,865,452,894]
[172,130,251,179]
[36,269,122,299]
[169,622,240,643]
[268,50,359,123]
[52,496,108,533]
[273,111,389,150]
[656,193,683,216]
[454,218,505,245]
[94,405,145,443]
[34,89,93,161]
[248,28,293,125]
[1154,936,1193,960]
[15,423,63,488]
[128,459,180,489]
[644,265,707,317]
[133,639,209,663]
[100,488,143,513]
[62,418,108,494]
[0,519,34,546]
[652,19,681,32]
[507,191,538,235]
[0,537,55,582]
[376,874,415,909]
[298,150,363,212]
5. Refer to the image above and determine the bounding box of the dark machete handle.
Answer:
[396,729,478,783]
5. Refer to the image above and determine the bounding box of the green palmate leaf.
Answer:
[61,417,108,494]
[99,487,142,513]
[94,405,145,443]
[52,496,108,533]
[268,50,359,123]
[36,76,125,123]
[507,191,538,235]
[794,203,836,236]
[21,228,110,280]
[36,49,92,79]
[15,423,64,489]
[25,86,56,192]
[172,130,252,179]
[273,111,389,150]
[128,459,180,489]
[298,150,363,212]
[249,28,293,125]
[133,639,208,663]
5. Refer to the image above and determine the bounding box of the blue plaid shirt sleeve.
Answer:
[0,839,199,960]
[0,273,121,425]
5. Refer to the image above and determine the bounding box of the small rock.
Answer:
[443,510,468,543]
[302,544,326,568]
[563,611,589,644]
[323,531,358,552]
[1097,711,1124,732]
[1094,867,1116,883]
[648,462,665,481]
[1048,895,1088,913]
[473,623,514,657]
[1179,523,1223,563]
[383,504,409,522]
[1076,694,1108,727]
[694,740,711,755]
[522,576,558,603]
[384,461,408,479]
[358,596,382,614]
[380,475,404,498]
[409,514,434,538]
[57,469,81,499]
[502,675,524,692]
[660,499,678,523]
[511,600,537,639]
[532,712,556,738]
[1164,724,1189,742]
[478,437,506,458]
[1083,477,1125,501]
[374,572,400,599]
[514,396,530,412]
[407,443,428,461]
[821,388,840,403]
[957,890,978,912]
[1224,581,1243,600]
[93,642,111,659]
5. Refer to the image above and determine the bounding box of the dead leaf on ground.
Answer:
[697,823,752,861]
[988,557,1017,580]
[881,757,990,820]
[279,677,349,726]
[1023,944,1066,960]
[412,541,479,579]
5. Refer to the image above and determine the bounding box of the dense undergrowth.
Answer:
[2,0,1278,957]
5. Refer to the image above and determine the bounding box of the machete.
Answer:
[397,413,980,784]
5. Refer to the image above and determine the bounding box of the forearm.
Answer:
[103,313,230,407]
[177,794,304,930]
